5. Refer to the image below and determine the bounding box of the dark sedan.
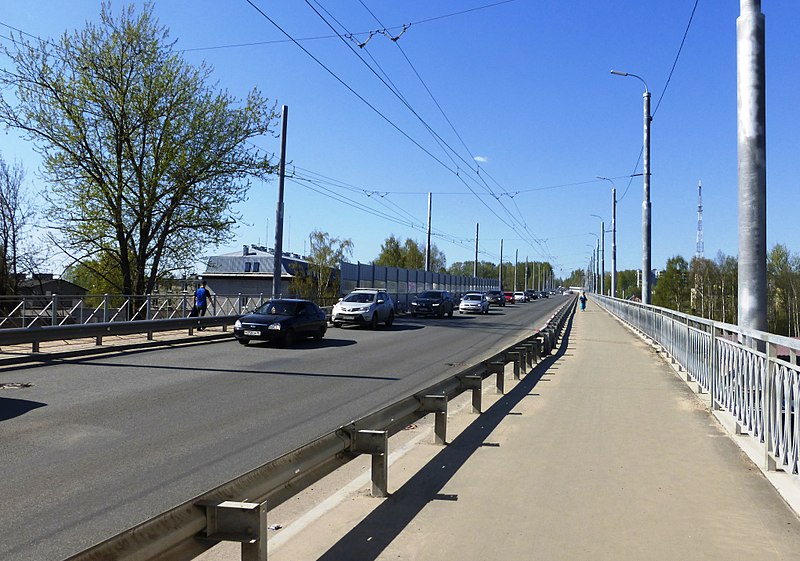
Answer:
[410,290,455,318]
[234,299,327,346]
[485,290,505,307]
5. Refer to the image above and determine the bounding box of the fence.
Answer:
[595,294,800,478]
[0,293,276,329]
[340,262,499,312]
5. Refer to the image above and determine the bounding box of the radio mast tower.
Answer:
[695,181,704,259]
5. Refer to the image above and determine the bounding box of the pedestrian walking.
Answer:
[193,280,211,329]
[580,291,587,311]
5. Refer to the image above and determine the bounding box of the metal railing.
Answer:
[595,294,800,478]
[63,297,576,561]
[0,293,274,329]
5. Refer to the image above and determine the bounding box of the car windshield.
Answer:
[418,291,442,299]
[343,292,376,303]
[464,294,481,301]
[256,301,297,316]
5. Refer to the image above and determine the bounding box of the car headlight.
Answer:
[234,319,242,329]
[432,303,440,306]
[268,323,282,330]
[411,302,418,306]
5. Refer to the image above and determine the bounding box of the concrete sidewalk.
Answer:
[214,302,800,560]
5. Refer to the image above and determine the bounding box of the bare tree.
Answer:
[0,154,34,295]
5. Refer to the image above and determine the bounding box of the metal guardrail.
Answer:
[0,315,237,352]
[594,294,800,479]
[0,293,272,329]
[64,297,576,561]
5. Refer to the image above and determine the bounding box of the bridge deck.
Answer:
[237,301,800,561]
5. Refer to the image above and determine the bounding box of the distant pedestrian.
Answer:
[580,291,587,311]
[193,280,211,329]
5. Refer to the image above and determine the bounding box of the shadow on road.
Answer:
[0,397,47,422]
[316,308,575,561]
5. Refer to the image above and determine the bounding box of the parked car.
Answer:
[514,291,526,303]
[331,288,394,328]
[459,292,489,314]
[234,299,327,346]
[503,291,514,304]
[524,289,538,300]
[411,290,455,318]
[485,290,505,307]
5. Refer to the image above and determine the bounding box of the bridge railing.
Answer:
[63,297,576,561]
[595,294,800,478]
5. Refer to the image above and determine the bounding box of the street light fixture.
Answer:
[590,214,605,295]
[597,177,617,298]
[611,69,652,304]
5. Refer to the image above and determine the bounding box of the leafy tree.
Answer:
[616,269,640,299]
[374,235,403,268]
[768,244,800,336]
[289,230,353,304]
[653,256,690,311]
[375,236,445,271]
[0,3,279,296]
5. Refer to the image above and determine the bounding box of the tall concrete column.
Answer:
[611,188,617,298]
[642,90,652,304]
[737,0,767,331]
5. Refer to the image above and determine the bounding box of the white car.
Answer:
[331,288,394,329]
[459,292,489,314]
[514,291,526,303]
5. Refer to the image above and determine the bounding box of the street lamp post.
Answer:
[611,69,651,304]
[590,214,605,295]
[597,177,617,298]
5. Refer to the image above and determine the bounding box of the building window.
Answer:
[253,262,260,272]
[245,262,252,272]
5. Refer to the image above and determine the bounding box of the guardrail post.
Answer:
[516,347,528,376]
[460,374,483,413]
[351,430,389,497]
[710,323,718,411]
[199,500,268,561]
[103,294,109,323]
[52,293,58,326]
[487,360,506,394]
[419,395,448,445]
[146,295,154,340]
[506,350,522,380]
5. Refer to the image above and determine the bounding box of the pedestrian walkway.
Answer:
[252,301,800,561]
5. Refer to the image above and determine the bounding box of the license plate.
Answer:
[243,330,261,336]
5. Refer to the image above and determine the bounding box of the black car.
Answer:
[485,290,505,307]
[234,299,327,346]
[410,290,455,318]
[525,289,538,301]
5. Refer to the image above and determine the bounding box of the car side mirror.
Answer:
[338,297,343,302]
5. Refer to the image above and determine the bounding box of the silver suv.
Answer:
[332,288,395,329]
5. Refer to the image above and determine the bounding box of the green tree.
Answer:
[653,256,690,311]
[768,244,800,336]
[375,236,445,271]
[289,231,353,304]
[0,3,279,296]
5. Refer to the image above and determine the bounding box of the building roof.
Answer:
[203,245,309,278]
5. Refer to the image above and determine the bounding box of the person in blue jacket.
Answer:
[580,291,587,311]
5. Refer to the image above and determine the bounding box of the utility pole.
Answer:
[514,249,518,292]
[499,239,504,290]
[425,192,432,272]
[272,105,288,299]
[474,223,479,278]
[737,0,767,332]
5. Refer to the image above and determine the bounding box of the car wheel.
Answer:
[333,321,342,328]
[370,314,379,329]
[282,329,295,347]
[411,312,417,318]
[313,325,326,340]
[448,307,454,318]
[238,338,250,346]
[385,311,394,327]
[436,308,444,319]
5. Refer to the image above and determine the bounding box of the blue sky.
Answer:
[1,1,798,279]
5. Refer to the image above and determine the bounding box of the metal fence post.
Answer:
[52,293,58,326]
[765,342,777,471]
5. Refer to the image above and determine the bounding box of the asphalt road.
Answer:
[0,296,569,561]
